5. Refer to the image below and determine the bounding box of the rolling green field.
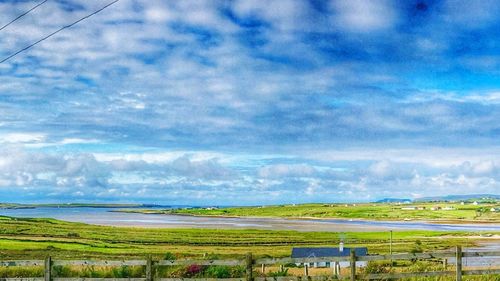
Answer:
[140,202,500,222]
[0,216,485,259]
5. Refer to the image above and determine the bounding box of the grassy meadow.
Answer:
[0,215,487,260]
[141,202,500,222]
[0,214,498,280]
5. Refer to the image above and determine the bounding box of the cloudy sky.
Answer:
[1,0,500,205]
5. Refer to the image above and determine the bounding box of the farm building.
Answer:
[291,246,368,268]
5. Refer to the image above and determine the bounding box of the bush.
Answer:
[268,267,288,277]
[205,266,231,278]
[112,266,131,278]
[410,240,423,254]
[184,264,205,277]
[164,252,176,260]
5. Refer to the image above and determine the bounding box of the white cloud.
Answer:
[0,133,46,144]
[258,164,316,178]
[331,0,397,32]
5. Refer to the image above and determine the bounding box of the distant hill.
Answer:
[415,194,500,202]
[375,198,412,203]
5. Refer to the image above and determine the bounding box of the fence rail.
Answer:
[1,246,500,280]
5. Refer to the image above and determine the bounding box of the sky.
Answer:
[1,0,500,205]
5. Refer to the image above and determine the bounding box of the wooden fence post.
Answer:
[334,261,340,276]
[246,252,253,281]
[456,246,462,281]
[44,256,52,281]
[261,264,265,274]
[350,250,356,281]
[304,264,309,277]
[443,258,448,270]
[146,255,153,281]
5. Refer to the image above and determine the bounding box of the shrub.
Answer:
[184,264,205,277]
[164,252,176,260]
[268,267,288,277]
[410,240,423,254]
[112,266,131,278]
[205,266,231,278]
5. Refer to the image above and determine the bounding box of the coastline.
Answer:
[112,209,500,225]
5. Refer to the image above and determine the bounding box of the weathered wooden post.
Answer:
[304,264,309,277]
[389,230,393,266]
[456,246,462,281]
[44,256,52,281]
[279,264,284,271]
[245,252,253,281]
[261,264,265,274]
[350,249,356,281]
[146,255,153,281]
[443,258,448,270]
[334,261,340,276]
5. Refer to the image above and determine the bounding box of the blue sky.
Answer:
[1,0,500,205]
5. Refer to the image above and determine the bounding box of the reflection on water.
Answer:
[464,243,500,267]
[447,243,500,267]
[0,207,500,232]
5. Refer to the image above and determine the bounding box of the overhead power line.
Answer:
[0,0,49,32]
[0,0,121,64]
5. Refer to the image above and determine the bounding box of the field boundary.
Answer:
[2,246,500,280]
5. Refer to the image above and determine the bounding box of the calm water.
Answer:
[1,207,500,232]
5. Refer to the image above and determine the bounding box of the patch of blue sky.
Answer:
[2,0,500,203]
[406,71,500,92]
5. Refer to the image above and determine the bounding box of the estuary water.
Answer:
[1,207,500,232]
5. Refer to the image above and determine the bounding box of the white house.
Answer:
[291,245,368,268]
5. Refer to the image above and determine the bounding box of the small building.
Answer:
[430,206,441,211]
[490,208,500,212]
[291,247,368,268]
[401,206,417,210]
[473,201,479,206]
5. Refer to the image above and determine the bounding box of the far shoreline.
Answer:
[112,209,500,226]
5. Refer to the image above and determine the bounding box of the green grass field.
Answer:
[0,216,486,259]
[145,202,500,222]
